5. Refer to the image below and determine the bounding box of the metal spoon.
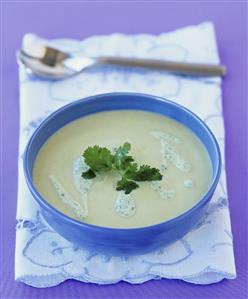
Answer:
[18,44,227,80]
[18,50,75,79]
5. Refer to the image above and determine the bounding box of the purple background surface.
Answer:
[1,1,248,299]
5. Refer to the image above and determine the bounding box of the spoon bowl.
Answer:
[18,50,76,79]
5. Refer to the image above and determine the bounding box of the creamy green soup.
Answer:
[33,110,212,228]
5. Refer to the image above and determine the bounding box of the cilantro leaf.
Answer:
[116,178,139,194]
[82,169,96,179]
[81,143,163,194]
[123,162,138,178]
[115,142,131,157]
[130,165,163,181]
[83,145,114,172]
[114,142,134,171]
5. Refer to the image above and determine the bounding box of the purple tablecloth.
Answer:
[1,2,247,299]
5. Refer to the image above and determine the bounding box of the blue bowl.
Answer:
[24,92,221,255]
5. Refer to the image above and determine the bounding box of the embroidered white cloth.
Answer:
[15,22,236,287]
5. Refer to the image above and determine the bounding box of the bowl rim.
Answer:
[23,92,222,232]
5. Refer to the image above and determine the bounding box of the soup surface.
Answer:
[33,110,212,228]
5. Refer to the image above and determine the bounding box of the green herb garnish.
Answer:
[82,142,162,194]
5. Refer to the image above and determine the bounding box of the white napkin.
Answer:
[15,22,236,287]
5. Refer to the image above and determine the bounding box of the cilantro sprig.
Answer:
[82,142,162,194]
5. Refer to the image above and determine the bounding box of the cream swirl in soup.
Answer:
[33,110,212,228]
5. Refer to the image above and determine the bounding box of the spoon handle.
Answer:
[99,56,226,77]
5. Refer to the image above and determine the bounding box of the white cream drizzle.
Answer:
[114,192,136,218]
[72,157,94,217]
[150,130,191,172]
[151,181,175,200]
[184,179,194,188]
[73,157,95,193]
[48,174,88,219]
[150,131,182,144]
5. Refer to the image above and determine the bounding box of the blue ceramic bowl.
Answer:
[24,92,221,255]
